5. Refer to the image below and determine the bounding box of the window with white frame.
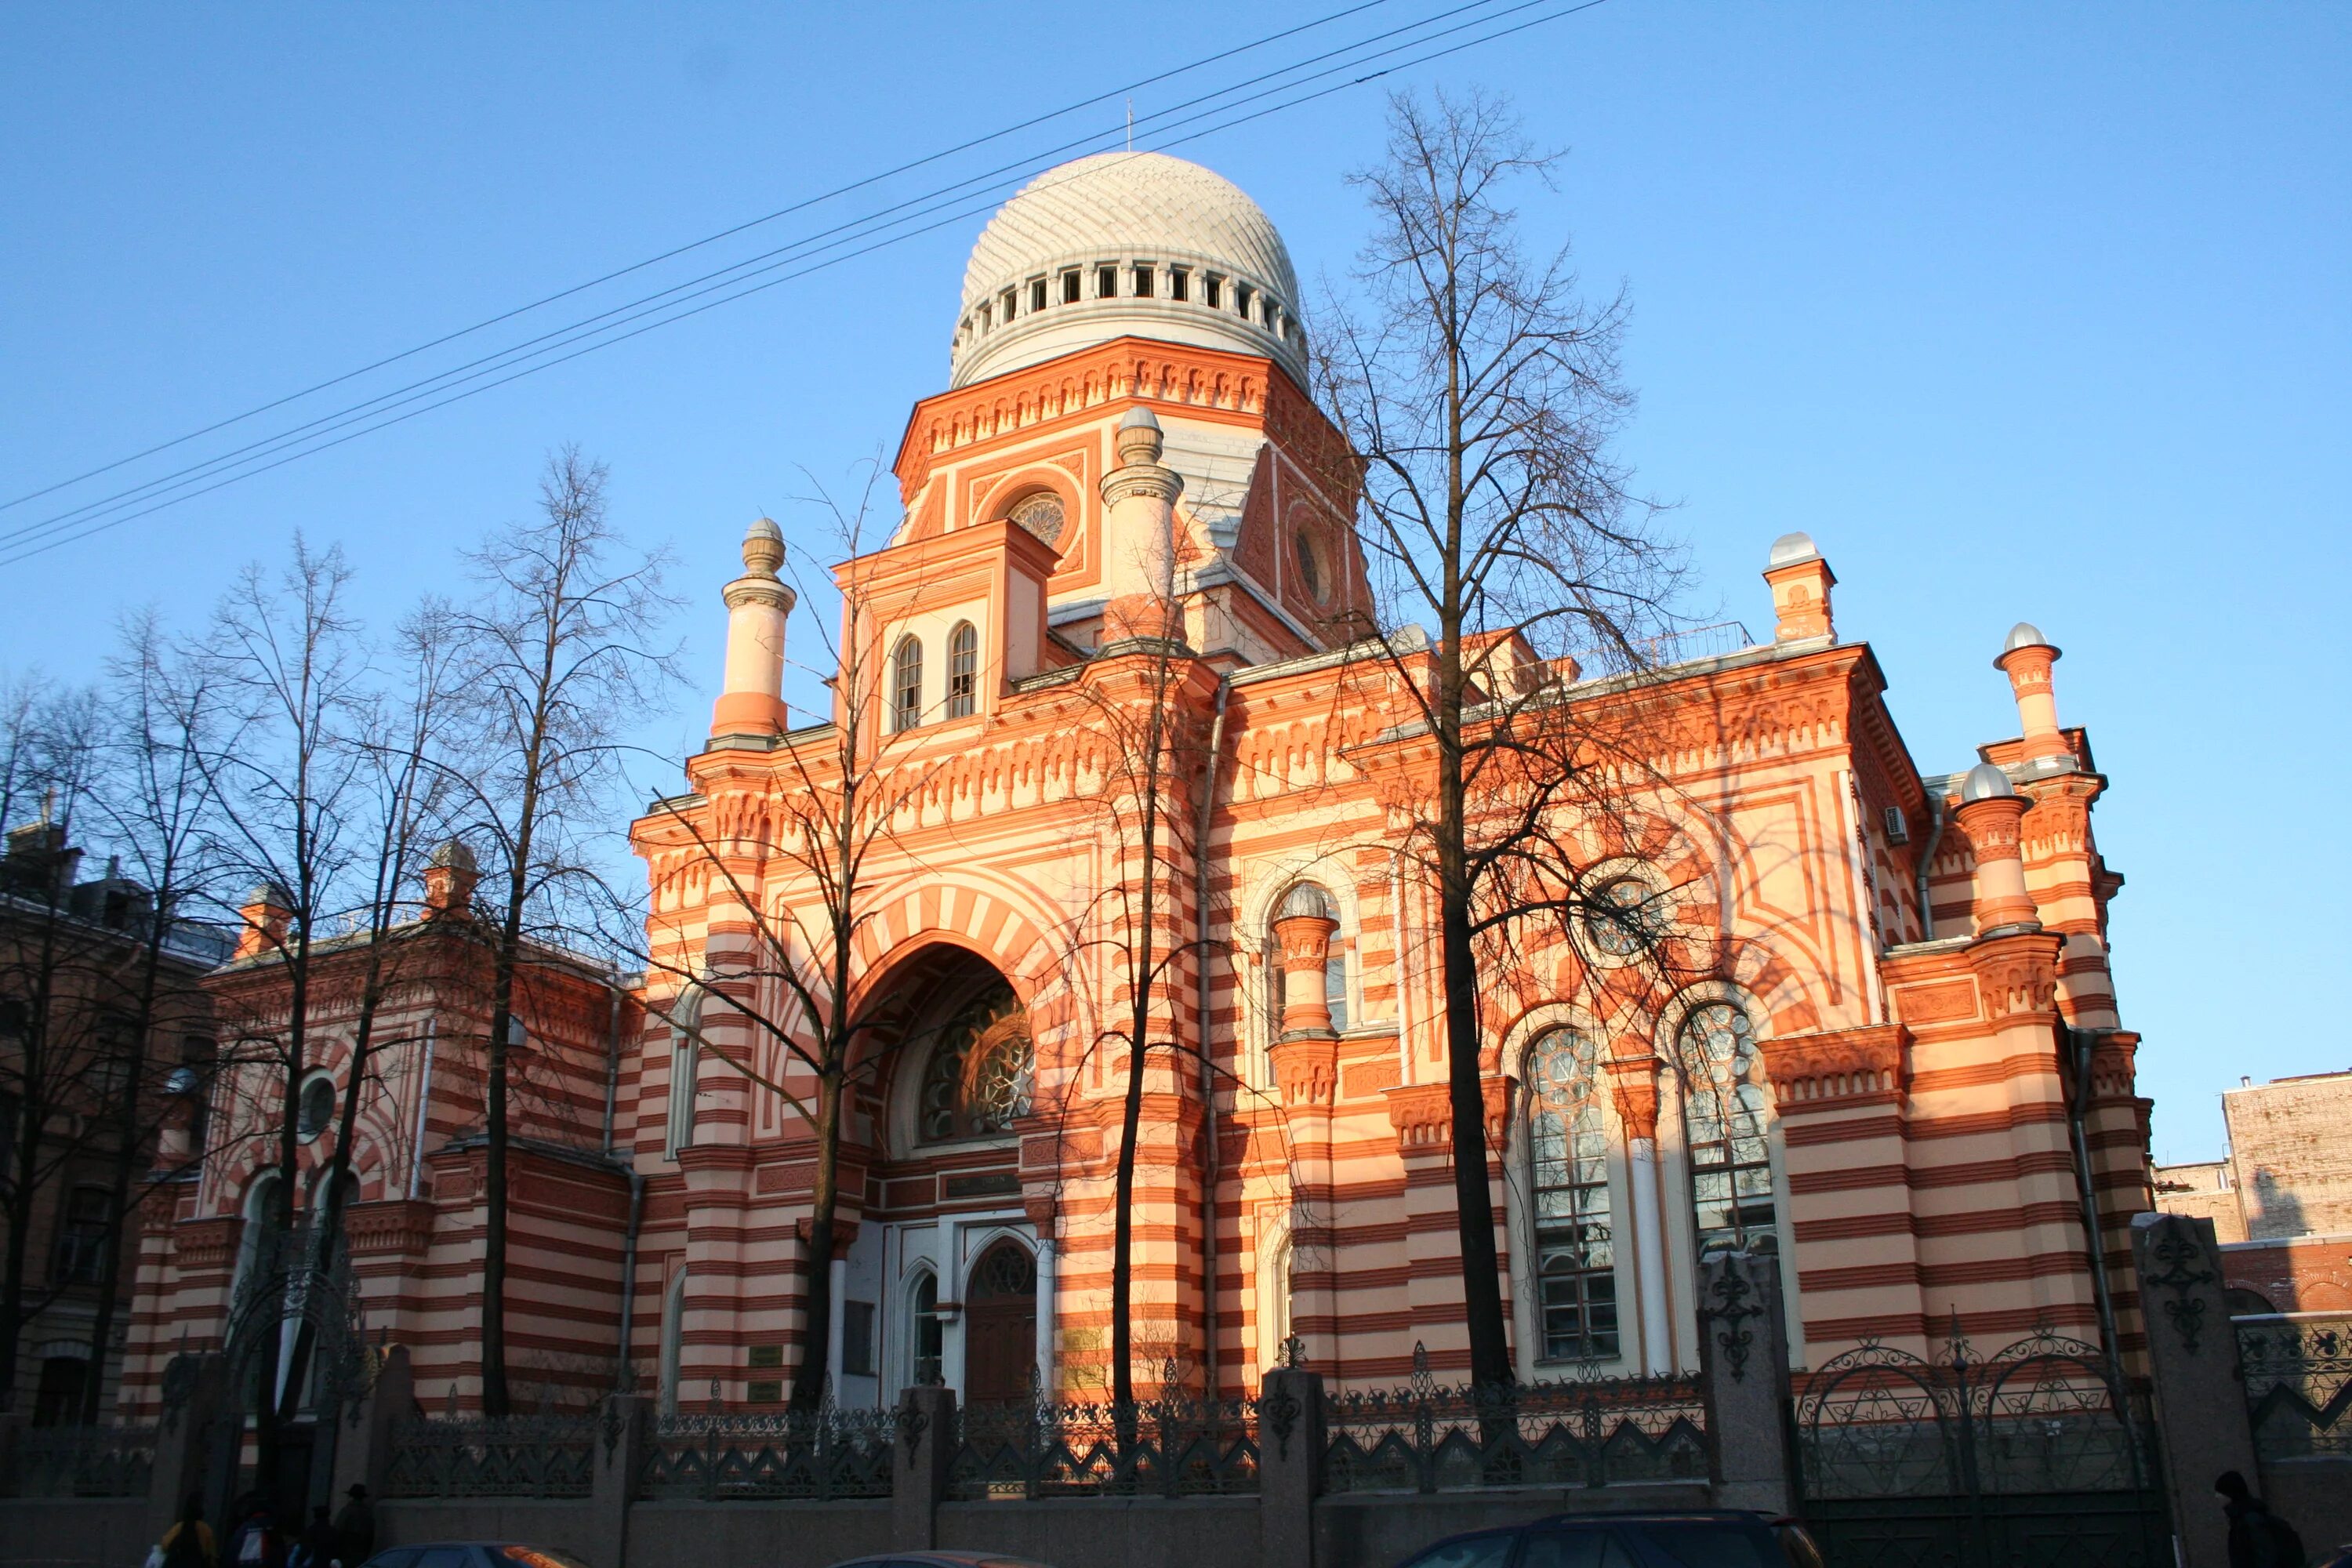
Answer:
[1526,1027,1617,1361]
[909,1268,944,1386]
[1677,1000,1778,1258]
[891,635,924,732]
[947,621,978,718]
[665,1030,699,1159]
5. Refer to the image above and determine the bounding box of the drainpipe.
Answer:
[406,1019,437,1201]
[601,985,624,1155]
[1913,796,1947,940]
[615,1168,645,1393]
[1194,672,1231,1395]
[1391,849,1417,1087]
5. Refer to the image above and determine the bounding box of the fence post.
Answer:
[891,1385,956,1552]
[1697,1250,1796,1512]
[2131,1213,2256,1568]
[0,1410,20,1497]
[145,1355,230,1543]
[1257,1368,1325,1568]
[589,1393,648,1568]
[329,1345,414,1508]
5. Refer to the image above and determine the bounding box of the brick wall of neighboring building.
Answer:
[2224,1071,2352,1240]
[2151,1160,2245,1245]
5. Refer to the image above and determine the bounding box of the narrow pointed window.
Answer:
[891,635,924,732]
[947,621,978,718]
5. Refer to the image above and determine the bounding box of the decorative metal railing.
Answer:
[637,1402,897,1501]
[382,1413,597,1498]
[2238,1314,2352,1461]
[1319,1343,1707,1494]
[4,1424,157,1497]
[946,1389,1260,1500]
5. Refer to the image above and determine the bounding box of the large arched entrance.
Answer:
[964,1238,1037,1405]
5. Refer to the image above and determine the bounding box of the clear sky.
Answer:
[2,3,2344,1162]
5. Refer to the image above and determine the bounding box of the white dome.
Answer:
[949,152,1308,390]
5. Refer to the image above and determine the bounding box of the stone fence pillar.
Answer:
[146,1355,231,1541]
[1697,1251,1796,1513]
[1258,1368,1325,1568]
[590,1394,648,1568]
[2132,1213,2257,1568]
[891,1385,956,1552]
[330,1346,415,1508]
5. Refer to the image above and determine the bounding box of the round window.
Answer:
[1584,877,1661,959]
[296,1075,336,1142]
[1008,492,1065,547]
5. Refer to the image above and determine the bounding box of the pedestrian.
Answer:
[230,1502,285,1568]
[331,1483,375,1568]
[2216,1470,2307,1568]
[158,1494,217,1568]
[288,1506,337,1568]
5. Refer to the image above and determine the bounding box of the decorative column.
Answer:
[1762,532,1836,643]
[1994,624,2071,768]
[1605,1045,1673,1376]
[710,517,796,738]
[1098,405,1184,644]
[1953,763,2039,937]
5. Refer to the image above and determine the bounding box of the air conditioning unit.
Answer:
[1882,805,1910,844]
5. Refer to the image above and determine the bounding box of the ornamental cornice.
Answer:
[174,1216,241,1270]
[1383,1078,1507,1154]
[720,575,795,613]
[1756,1023,1910,1110]
[1268,1034,1339,1109]
[342,1199,436,1257]
[1967,931,2063,1021]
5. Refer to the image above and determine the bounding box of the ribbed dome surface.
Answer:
[949,152,1307,389]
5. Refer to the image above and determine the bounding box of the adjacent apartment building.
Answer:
[2156,1068,2352,1314]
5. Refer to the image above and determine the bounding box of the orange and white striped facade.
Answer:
[112,151,2156,1419]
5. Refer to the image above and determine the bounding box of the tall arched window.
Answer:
[1260,1231,1295,1370]
[918,983,1032,1142]
[891,635,924,732]
[230,1171,284,1306]
[666,1030,699,1159]
[909,1269,944,1386]
[1677,1001,1777,1258]
[1527,1028,1617,1361]
[659,1269,690,1417]
[946,622,978,718]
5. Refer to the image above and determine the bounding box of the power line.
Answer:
[0,0,1403,517]
[0,0,1535,560]
[0,0,1613,569]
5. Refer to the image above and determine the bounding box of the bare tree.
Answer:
[1312,90,1684,1389]
[452,448,678,1416]
[633,473,953,1413]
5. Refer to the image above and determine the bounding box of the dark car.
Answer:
[825,1555,1056,1568]
[360,1544,597,1568]
[1397,1510,1824,1568]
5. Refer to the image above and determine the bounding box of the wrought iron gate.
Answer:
[1796,1326,2170,1568]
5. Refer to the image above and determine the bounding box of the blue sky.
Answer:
[2,3,2344,1161]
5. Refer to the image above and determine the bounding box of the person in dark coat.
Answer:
[2216,1469,2306,1568]
[331,1483,376,1567]
[290,1505,336,1568]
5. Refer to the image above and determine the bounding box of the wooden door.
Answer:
[963,1239,1036,1405]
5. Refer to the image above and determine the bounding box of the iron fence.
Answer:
[4,1424,156,1498]
[382,1413,597,1498]
[637,1401,897,1501]
[1319,1343,1707,1494]
[2238,1314,2352,1461]
[946,1388,1259,1500]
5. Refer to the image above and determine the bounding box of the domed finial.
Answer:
[2003,621,2047,653]
[1116,404,1165,466]
[741,517,784,579]
[1959,762,2014,802]
[1768,532,1820,567]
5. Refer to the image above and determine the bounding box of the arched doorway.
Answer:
[964,1239,1036,1405]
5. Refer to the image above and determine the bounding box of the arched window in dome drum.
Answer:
[1133,264,1153,298]
[1205,274,1225,310]
[1678,1001,1778,1258]
[891,635,923,733]
[1096,264,1118,299]
[1061,269,1082,304]
[1029,278,1047,312]
[947,622,978,718]
[1526,1028,1617,1361]
[1170,267,1189,302]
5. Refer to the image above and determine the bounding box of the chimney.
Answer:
[711,517,797,738]
[1762,532,1835,644]
[421,840,479,918]
[233,883,295,962]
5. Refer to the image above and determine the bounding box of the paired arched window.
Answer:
[1676,1001,1777,1258]
[947,622,978,718]
[891,635,924,732]
[1526,1028,1617,1362]
[918,982,1033,1142]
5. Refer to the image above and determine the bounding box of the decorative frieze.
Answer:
[1757,1024,1909,1109]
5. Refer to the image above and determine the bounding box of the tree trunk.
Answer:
[791,1065,844,1411]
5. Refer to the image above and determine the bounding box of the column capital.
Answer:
[1755,1023,1909,1111]
[1384,1078,1506,1154]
